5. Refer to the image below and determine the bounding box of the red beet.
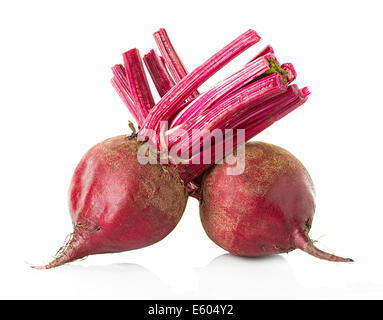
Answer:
[36,135,188,269]
[200,142,352,262]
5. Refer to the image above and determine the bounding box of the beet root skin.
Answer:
[200,142,352,262]
[36,135,188,269]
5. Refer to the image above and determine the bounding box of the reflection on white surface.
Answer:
[5,262,174,299]
[192,254,383,299]
[4,253,383,299]
[60,263,171,299]
[193,254,298,299]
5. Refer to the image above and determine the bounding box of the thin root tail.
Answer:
[32,223,96,269]
[292,229,353,263]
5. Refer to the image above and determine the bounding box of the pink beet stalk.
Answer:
[123,49,155,125]
[241,85,308,137]
[247,45,275,64]
[111,64,129,91]
[153,28,199,99]
[142,29,261,135]
[170,54,274,128]
[153,28,189,82]
[168,72,288,150]
[111,77,139,123]
[281,63,297,83]
[143,49,176,98]
[111,64,139,122]
[111,28,309,187]
[175,85,308,183]
[227,83,302,130]
[183,79,291,159]
[246,46,298,83]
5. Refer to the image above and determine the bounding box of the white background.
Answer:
[1,0,382,299]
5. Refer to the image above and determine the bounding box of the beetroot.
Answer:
[41,28,352,268]
[36,135,188,269]
[37,29,317,268]
[200,142,352,262]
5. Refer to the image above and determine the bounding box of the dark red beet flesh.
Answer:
[200,142,352,262]
[35,135,188,269]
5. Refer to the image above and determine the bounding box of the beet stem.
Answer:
[175,85,306,183]
[292,229,353,263]
[247,45,275,64]
[111,65,139,123]
[123,49,156,125]
[143,49,175,98]
[141,29,261,134]
[168,72,287,151]
[153,28,199,99]
[169,54,272,129]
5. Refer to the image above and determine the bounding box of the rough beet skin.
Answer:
[200,142,352,262]
[36,135,188,269]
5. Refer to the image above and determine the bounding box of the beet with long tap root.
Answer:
[34,134,188,269]
[200,142,353,262]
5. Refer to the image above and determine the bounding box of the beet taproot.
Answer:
[200,142,352,262]
[36,135,188,269]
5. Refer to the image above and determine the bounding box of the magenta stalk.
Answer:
[153,28,199,100]
[141,29,261,135]
[123,48,155,125]
[143,49,175,98]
